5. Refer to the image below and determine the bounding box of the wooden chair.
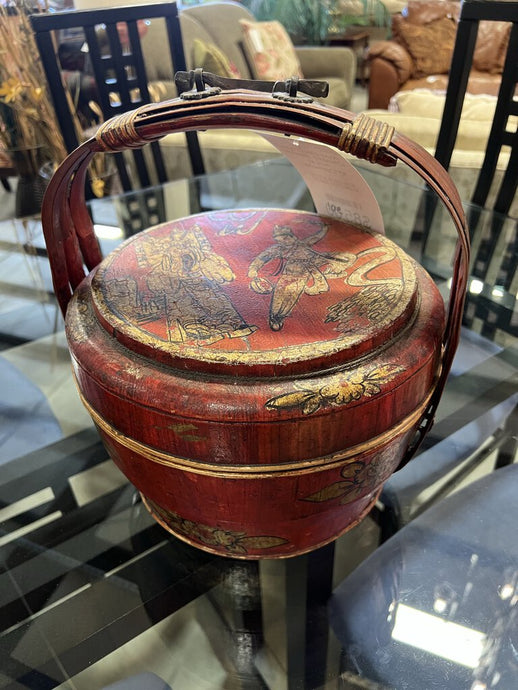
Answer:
[381,2,518,540]
[379,12,518,537]
[437,2,517,334]
[30,2,205,195]
[414,1,517,217]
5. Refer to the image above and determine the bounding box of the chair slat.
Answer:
[30,2,205,194]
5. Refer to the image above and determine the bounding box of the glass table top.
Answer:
[0,157,516,689]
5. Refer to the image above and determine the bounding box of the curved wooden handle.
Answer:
[41,88,470,463]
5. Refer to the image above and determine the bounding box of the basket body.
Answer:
[66,208,445,558]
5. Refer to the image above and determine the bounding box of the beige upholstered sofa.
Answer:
[361,89,518,217]
[73,0,356,181]
[130,1,357,180]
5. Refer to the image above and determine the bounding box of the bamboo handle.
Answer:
[41,83,470,462]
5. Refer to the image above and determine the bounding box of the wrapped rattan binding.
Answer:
[338,113,395,165]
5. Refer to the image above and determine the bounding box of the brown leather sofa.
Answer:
[367,0,511,109]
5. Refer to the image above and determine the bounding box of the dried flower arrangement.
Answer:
[0,0,112,199]
[0,0,68,177]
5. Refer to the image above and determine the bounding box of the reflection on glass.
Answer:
[392,603,486,669]
[93,224,124,240]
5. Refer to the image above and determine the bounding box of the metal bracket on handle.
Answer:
[175,70,329,103]
[176,68,222,100]
[272,76,314,103]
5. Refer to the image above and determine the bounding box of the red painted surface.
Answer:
[98,422,414,558]
[39,91,469,558]
[64,210,445,557]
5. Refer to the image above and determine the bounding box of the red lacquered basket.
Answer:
[41,74,469,558]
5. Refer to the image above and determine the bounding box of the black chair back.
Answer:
[435,0,518,216]
[30,2,205,193]
[434,1,518,341]
[412,1,517,340]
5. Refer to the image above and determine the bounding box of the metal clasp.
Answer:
[175,70,329,103]
[272,76,314,103]
[177,68,222,100]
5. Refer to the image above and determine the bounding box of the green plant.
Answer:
[242,0,390,42]
[242,0,340,45]
[330,0,390,32]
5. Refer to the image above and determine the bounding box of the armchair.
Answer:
[142,1,358,180]
[177,1,356,109]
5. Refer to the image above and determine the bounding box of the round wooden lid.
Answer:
[91,209,419,376]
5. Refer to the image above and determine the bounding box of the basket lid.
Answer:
[91,209,419,376]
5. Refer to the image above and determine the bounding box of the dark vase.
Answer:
[15,172,49,218]
[10,148,51,218]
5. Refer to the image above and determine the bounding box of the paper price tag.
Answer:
[260,133,385,235]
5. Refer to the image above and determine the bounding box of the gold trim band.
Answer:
[79,388,433,479]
